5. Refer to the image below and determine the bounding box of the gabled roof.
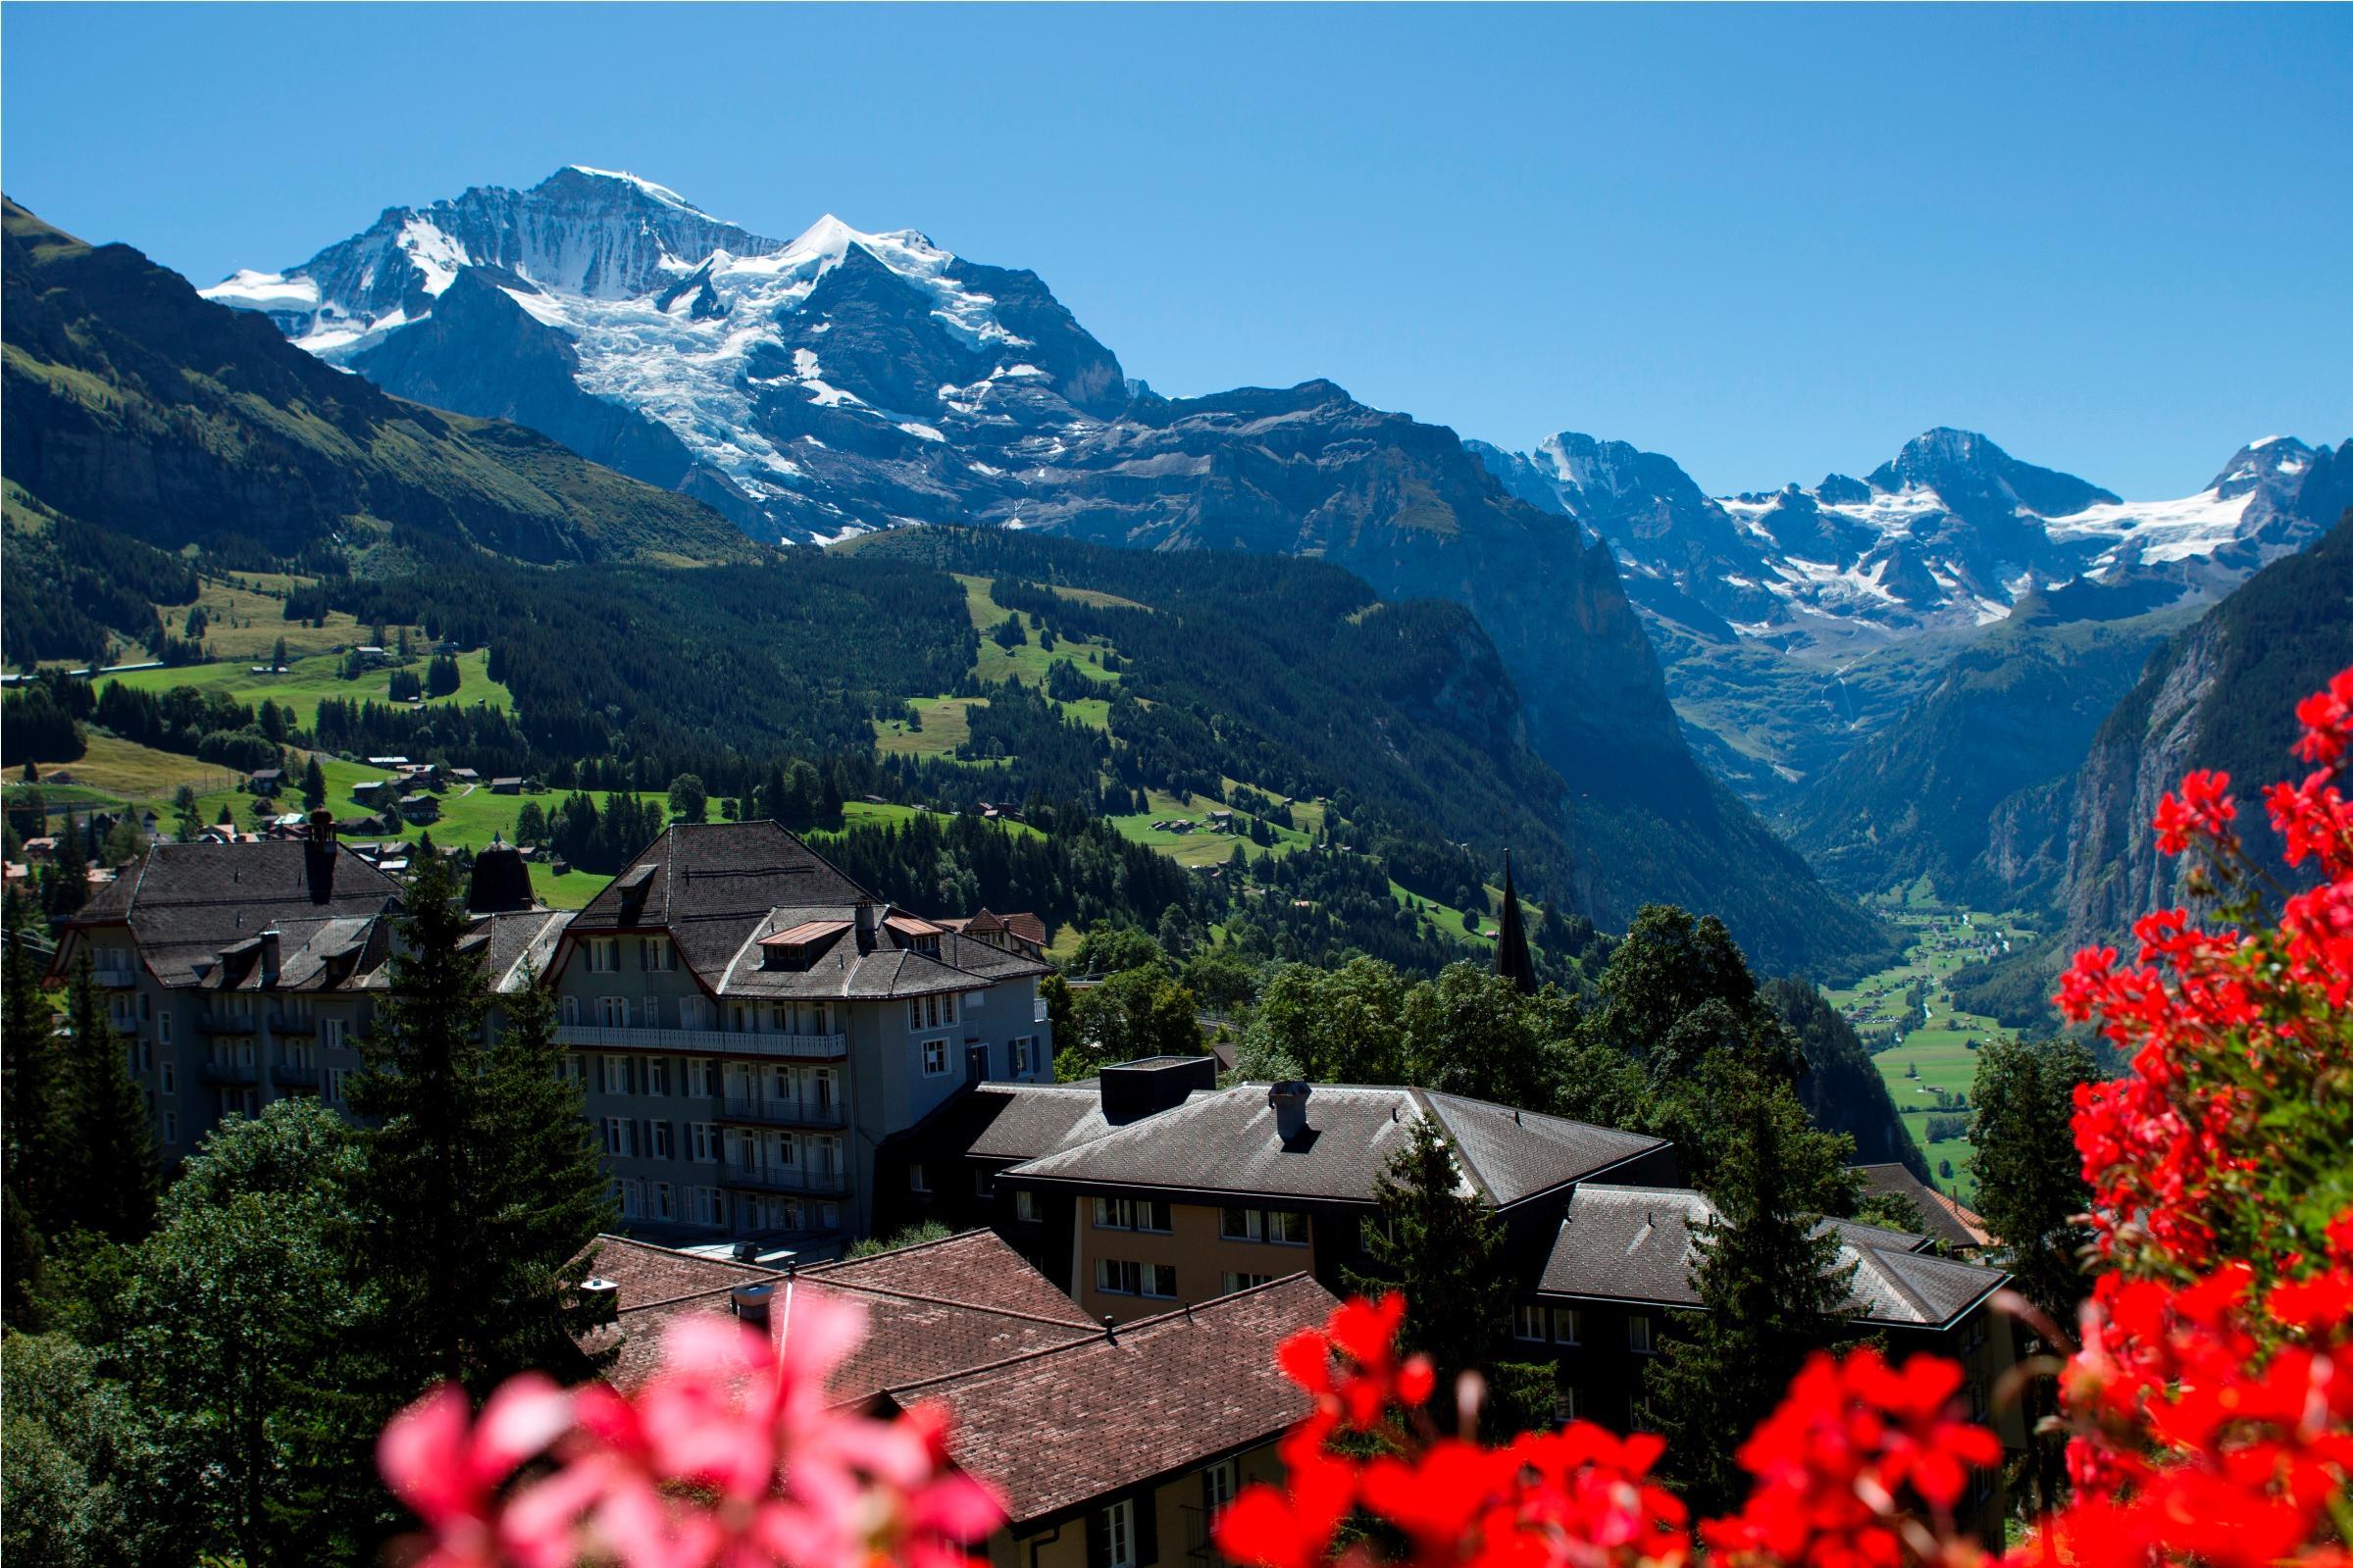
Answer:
[1004,1083,1668,1208]
[588,1231,1099,1404]
[1534,1184,2008,1329]
[475,909,574,994]
[1852,1163,1995,1249]
[890,1274,1336,1526]
[54,838,403,989]
[904,1081,1127,1166]
[563,823,1047,1000]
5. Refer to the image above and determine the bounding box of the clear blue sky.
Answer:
[6,4,2347,497]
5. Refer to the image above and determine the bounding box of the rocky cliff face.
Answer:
[2056,514,2353,953]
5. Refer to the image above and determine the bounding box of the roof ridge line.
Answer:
[1412,1088,1499,1203]
[807,1276,1099,1330]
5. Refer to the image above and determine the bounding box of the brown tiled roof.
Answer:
[589,1231,1097,1404]
[1535,1184,2008,1329]
[762,919,852,946]
[1006,1083,1667,1208]
[895,1274,1336,1526]
[1852,1164,1995,1249]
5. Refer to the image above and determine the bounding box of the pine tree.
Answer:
[1343,1115,1510,1390]
[469,971,616,1384]
[59,952,161,1242]
[351,862,612,1393]
[1646,1058,1855,1512]
[46,810,89,917]
[3,897,70,1315]
[300,756,328,812]
[1970,1036,2096,1321]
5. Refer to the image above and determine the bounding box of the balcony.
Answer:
[718,1160,848,1196]
[92,966,139,990]
[269,1063,320,1090]
[270,1013,319,1035]
[556,1026,846,1061]
[716,1094,846,1130]
[198,1011,260,1036]
[201,1058,260,1085]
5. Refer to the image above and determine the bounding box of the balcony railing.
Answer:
[718,1160,848,1195]
[269,1063,320,1089]
[716,1094,846,1130]
[270,1013,319,1035]
[199,1012,261,1035]
[92,966,139,989]
[556,1026,846,1061]
[201,1059,260,1085]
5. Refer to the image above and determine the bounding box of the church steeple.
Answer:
[1495,849,1536,995]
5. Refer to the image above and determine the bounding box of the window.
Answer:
[690,1187,727,1227]
[640,937,675,972]
[644,1058,671,1096]
[652,1182,675,1220]
[909,993,958,1031]
[1220,1206,1306,1244]
[973,1169,993,1198]
[909,1163,931,1194]
[640,994,662,1028]
[159,1060,176,1094]
[600,1055,631,1094]
[1553,1387,1580,1425]
[647,1121,675,1161]
[686,1057,715,1097]
[1099,1260,1178,1299]
[921,1038,949,1077]
[1094,1196,1170,1233]
[615,1179,644,1219]
[1011,1037,1035,1076]
[1095,1498,1137,1568]
[321,1017,345,1049]
[1221,1271,1275,1293]
[1014,1189,1040,1223]
[163,1110,179,1143]
[560,1054,586,1083]
[159,1014,173,1043]
[1514,1303,1549,1342]
[588,938,619,973]
[1628,1314,1656,1354]
[562,996,581,1027]
[1551,1306,1582,1345]
[327,1067,350,1104]
[597,996,632,1028]
[690,1123,719,1164]
[1204,1458,1240,1518]
[604,1117,636,1157]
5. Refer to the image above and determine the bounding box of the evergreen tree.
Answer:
[1646,1058,1855,1512]
[351,864,613,1392]
[46,811,90,917]
[300,756,328,812]
[1343,1115,1509,1385]
[58,953,160,1242]
[3,899,70,1314]
[1971,1036,2097,1320]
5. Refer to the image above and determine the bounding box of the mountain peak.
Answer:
[548,165,708,215]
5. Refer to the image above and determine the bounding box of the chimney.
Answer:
[853,899,878,953]
[259,929,281,987]
[309,808,335,843]
[579,1276,620,1327]
[1269,1081,1312,1143]
[731,1281,775,1330]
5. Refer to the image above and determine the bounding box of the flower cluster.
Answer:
[1217,1296,2001,1568]
[379,1292,1000,1568]
[1701,1350,2002,1568]
[2058,667,2353,1279]
[1219,1294,1691,1568]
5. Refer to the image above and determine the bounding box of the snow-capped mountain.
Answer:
[205,166,1126,540]
[1470,427,2344,642]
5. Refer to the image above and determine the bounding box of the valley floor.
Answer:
[1822,885,2041,1205]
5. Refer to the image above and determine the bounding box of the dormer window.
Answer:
[758,920,849,972]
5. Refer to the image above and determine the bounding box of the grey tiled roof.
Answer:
[563,825,1046,1002]
[1853,1163,1995,1249]
[1535,1184,2008,1328]
[951,1083,1124,1163]
[57,839,402,989]
[1004,1084,1667,1207]
[475,909,574,994]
